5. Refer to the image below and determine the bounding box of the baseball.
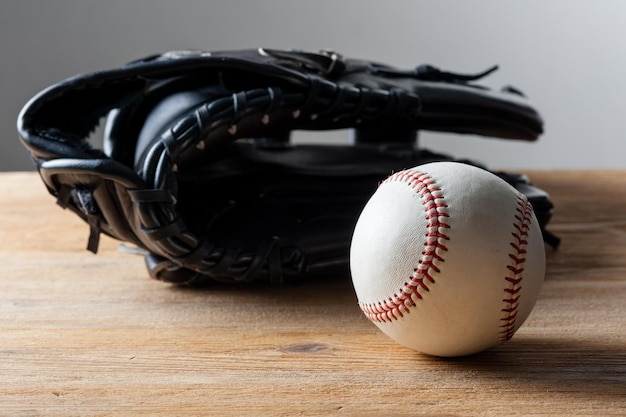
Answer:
[350,162,546,357]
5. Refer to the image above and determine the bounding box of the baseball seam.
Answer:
[499,194,532,341]
[359,170,450,323]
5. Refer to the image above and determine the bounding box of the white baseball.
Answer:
[350,162,546,357]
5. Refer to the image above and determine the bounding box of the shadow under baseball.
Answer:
[430,335,626,398]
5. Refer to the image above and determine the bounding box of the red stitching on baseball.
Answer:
[359,170,450,323]
[499,194,533,341]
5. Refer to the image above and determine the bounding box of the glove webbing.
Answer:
[132,83,416,283]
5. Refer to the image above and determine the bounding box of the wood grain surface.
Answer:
[1,171,624,416]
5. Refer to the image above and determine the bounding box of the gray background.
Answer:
[2,0,624,171]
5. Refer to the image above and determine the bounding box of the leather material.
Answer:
[17,48,556,285]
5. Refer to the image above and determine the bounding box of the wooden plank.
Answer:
[0,171,624,416]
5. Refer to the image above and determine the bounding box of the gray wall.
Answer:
[2,0,624,171]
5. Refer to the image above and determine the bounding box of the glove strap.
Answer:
[57,185,102,253]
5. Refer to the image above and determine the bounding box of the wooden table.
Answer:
[1,171,624,416]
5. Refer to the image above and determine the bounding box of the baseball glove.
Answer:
[17,48,558,285]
